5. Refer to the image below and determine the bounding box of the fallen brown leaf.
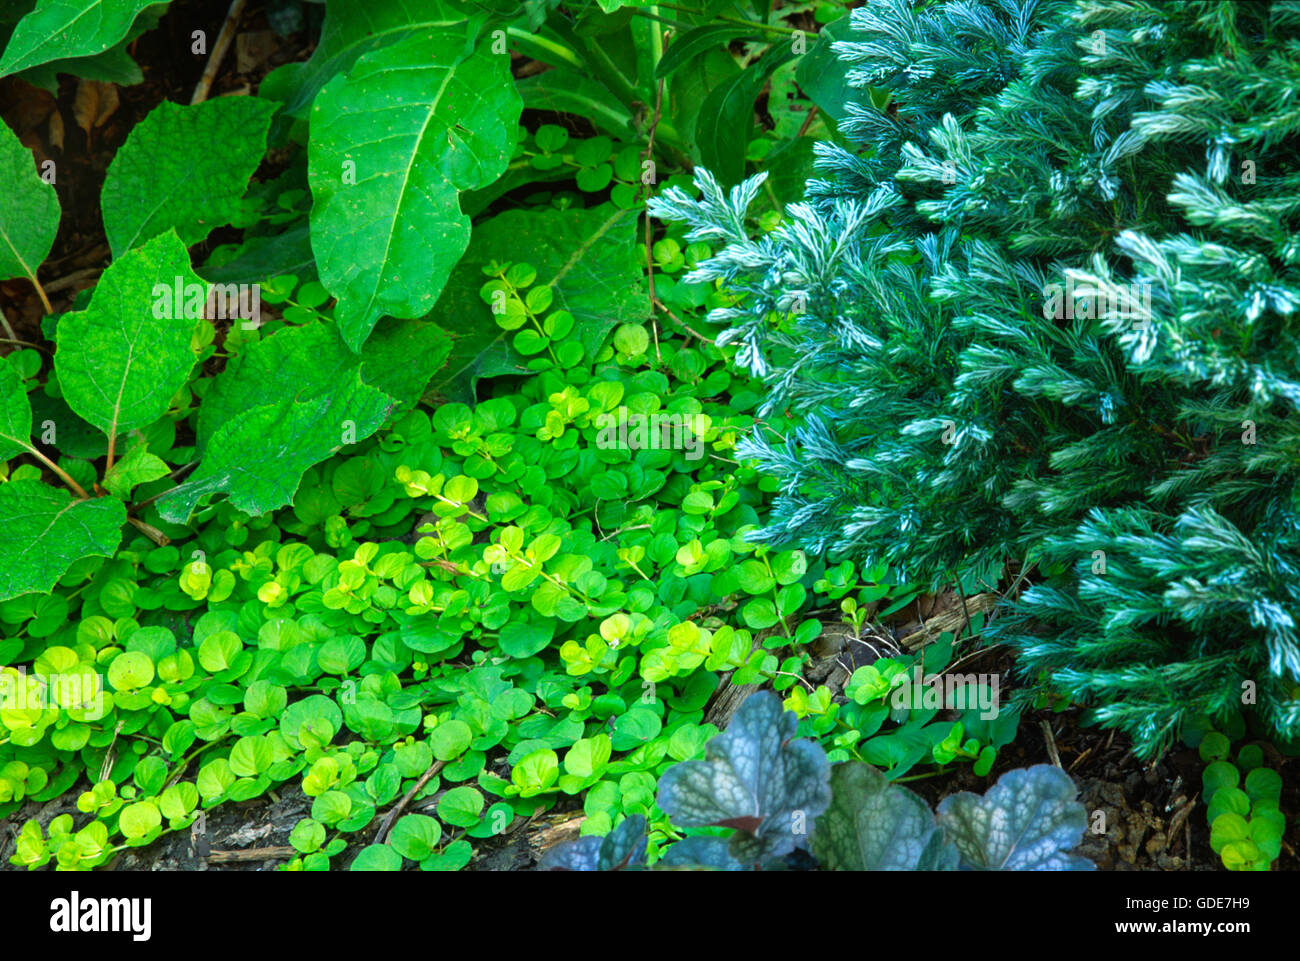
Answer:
[72,79,120,137]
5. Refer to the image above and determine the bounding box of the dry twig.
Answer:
[374,760,446,845]
[192,0,247,104]
[1040,719,1063,768]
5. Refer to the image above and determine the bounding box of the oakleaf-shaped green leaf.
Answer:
[156,323,394,522]
[0,116,58,289]
[358,317,452,411]
[55,230,200,439]
[195,321,362,452]
[656,691,831,864]
[935,765,1094,870]
[307,29,522,350]
[101,97,278,257]
[0,0,162,76]
[0,358,34,462]
[0,480,125,601]
[102,442,169,499]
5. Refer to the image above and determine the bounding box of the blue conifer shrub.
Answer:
[651,0,1300,757]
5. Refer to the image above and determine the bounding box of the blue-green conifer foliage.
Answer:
[652,0,1300,757]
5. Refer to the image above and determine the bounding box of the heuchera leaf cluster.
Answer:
[650,0,1300,757]
[539,692,1093,871]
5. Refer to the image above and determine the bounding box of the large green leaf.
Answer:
[307,29,522,351]
[0,360,33,461]
[515,70,634,140]
[794,15,857,129]
[157,323,394,522]
[697,46,797,186]
[195,322,359,452]
[428,204,644,400]
[55,230,200,440]
[261,0,468,125]
[16,40,141,91]
[156,386,393,524]
[0,480,125,601]
[198,314,447,469]
[359,318,452,411]
[655,24,757,79]
[0,0,164,76]
[101,97,278,257]
[0,116,59,289]
[12,4,165,91]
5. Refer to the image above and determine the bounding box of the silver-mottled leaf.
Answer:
[656,691,831,862]
[936,764,1094,870]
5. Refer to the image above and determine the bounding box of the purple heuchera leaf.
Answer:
[537,836,601,871]
[936,764,1094,870]
[656,691,831,861]
[538,815,648,871]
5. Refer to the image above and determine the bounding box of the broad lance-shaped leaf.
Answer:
[101,97,278,257]
[811,762,959,870]
[11,4,166,92]
[0,116,58,291]
[55,230,200,441]
[259,0,467,125]
[656,691,831,862]
[308,29,522,350]
[0,355,34,462]
[935,764,1094,870]
[0,480,125,601]
[696,46,797,186]
[0,0,164,76]
[156,323,394,523]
